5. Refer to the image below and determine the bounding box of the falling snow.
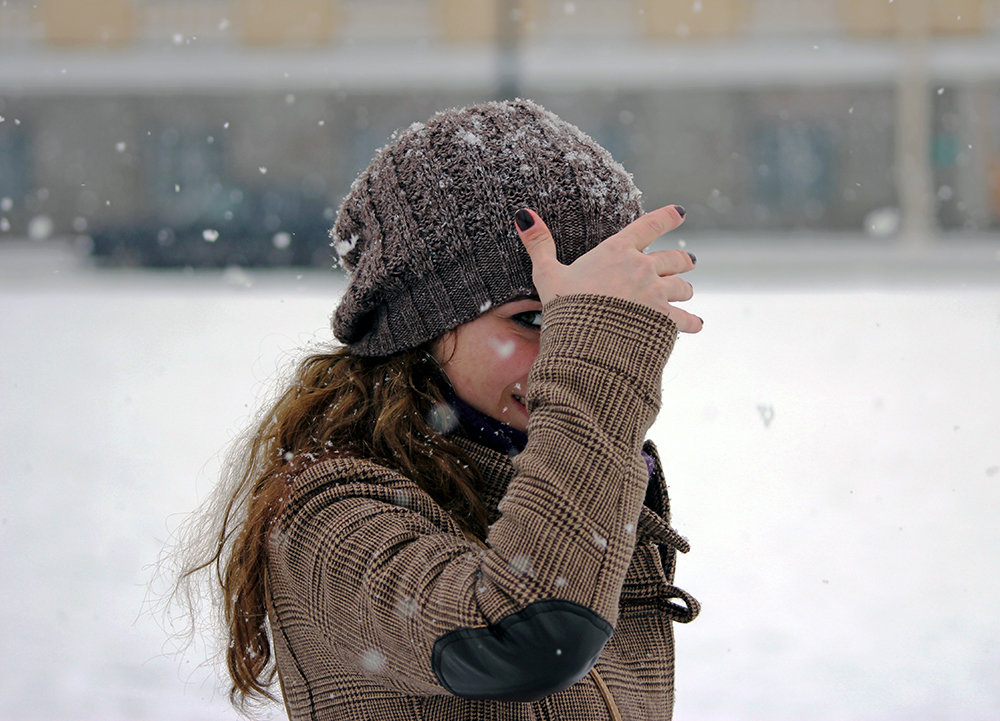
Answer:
[222,266,252,288]
[28,216,53,241]
[395,597,419,619]
[865,207,901,237]
[510,554,534,576]
[427,402,459,435]
[488,337,516,359]
[757,404,775,428]
[360,648,387,674]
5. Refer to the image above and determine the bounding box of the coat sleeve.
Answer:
[266,293,679,701]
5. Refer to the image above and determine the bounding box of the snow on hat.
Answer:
[330,98,643,357]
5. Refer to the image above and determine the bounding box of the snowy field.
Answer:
[1,238,998,721]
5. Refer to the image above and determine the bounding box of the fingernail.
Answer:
[515,208,534,231]
[687,251,697,265]
[674,204,686,218]
[698,316,705,327]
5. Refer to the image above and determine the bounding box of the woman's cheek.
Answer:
[519,338,541,367]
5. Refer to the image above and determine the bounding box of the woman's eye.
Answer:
[512,310,543,329]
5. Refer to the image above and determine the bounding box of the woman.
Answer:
[179,99,701,720]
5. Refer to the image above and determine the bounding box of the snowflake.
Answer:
[360,648,387,673]
[510,554,534,577]
[488,337,515,359]
[427,402,459,434]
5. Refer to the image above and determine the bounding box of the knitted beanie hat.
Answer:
[331,98,643,357]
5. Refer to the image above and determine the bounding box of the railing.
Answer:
[2,0,996,49]
[138,0,234,47]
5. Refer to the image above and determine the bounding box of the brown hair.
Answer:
[173,341,487,710]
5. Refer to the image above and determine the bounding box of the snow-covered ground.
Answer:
[1,239,998,720]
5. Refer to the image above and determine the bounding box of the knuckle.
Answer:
[519,225,545,243]
[664,306,687,327]
[603,230,631,250]
[639,213,667,237]
[520,227,552,252]
[663,275,688,297]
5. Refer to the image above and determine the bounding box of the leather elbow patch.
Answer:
[431,599,613,702]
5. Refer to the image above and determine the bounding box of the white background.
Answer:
[1,241,997,720]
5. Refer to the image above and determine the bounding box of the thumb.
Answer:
[514,208,559,275]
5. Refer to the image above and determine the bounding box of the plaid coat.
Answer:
[266,294,699,720]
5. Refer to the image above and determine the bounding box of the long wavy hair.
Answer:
[168,340,488,711]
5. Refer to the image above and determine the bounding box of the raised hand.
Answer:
[514,205,703,333]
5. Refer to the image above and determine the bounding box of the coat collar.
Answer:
[449,435,516,526]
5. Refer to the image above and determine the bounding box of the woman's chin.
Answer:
[502,396,529,431]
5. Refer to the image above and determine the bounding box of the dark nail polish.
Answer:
[687,251,697,265]
[674,204,686,218]
[515,208,534,231]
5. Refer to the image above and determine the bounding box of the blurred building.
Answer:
[1,0,999,264]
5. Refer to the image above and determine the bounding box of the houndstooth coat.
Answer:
[265,295,699,720]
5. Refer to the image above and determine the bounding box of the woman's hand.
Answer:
[514,205,703,333]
